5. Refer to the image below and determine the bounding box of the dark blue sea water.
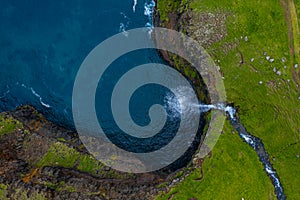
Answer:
[0,0,159,126]
[0,0,204,162]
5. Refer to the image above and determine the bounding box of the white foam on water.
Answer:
[119,12,130,37]
[144,1,154,16]
[164,87,236,120]
[30,88,51,108]
[119,23,129,37]
[133,0,137,13]
[240,133,255,147]
[240,133,283,194]
[198,103,236,120]
[164,86,198,118]
[266,164,275,174]
[269,171,281,189]
[144,0,155,35]
[198,104,216,112]
[224,106,236,120]
[265,164,281,189]
[21,84,51,108]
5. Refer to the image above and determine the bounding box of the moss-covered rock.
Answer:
[0,106,167,199]
[0,114,22,138]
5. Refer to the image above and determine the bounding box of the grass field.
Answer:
[156,122,276,200]
[156,0,300,199]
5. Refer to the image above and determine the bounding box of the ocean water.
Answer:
[0,0,205,160]
[0,0,158,126]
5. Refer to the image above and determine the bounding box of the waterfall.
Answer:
[197,103,286,200]
[197,103,236,120]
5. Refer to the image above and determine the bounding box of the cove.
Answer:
[0,0,157,127]
[0,0,207,171]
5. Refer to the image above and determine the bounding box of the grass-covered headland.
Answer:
[155,0,300,199]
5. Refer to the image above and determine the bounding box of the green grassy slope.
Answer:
[156,0,300,199]
[0,115,22,138]
[156,122,276,200]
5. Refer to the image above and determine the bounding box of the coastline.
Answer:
[0,0,299,199]
[0,105,169,199]
[154,0,298,199]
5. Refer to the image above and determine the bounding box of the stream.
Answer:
[202,104,286,200]
[0,1,288,198]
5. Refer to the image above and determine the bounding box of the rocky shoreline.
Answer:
[1,0,296,199]
[0,2,212,199]
[0,106,173,199]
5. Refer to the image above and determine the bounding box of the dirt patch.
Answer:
[181,11,229,49]
[280,0,300,91]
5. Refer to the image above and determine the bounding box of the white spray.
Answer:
[164,87,236,119]
[196,103,236,120]
[133,0,137,13]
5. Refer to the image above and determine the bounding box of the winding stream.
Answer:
[202,104,286,200]
[0,1,288,198]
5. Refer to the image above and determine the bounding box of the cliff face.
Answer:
[0,2,235,199]
[155,0,300,199]
[0,3,212,199]
[153,0,224,161]
[0,106,166,199]
[154,0,214,104]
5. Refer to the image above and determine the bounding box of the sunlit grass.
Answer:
[156,0,300,199]
[156,122,276,200]
[0,115,22,138]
